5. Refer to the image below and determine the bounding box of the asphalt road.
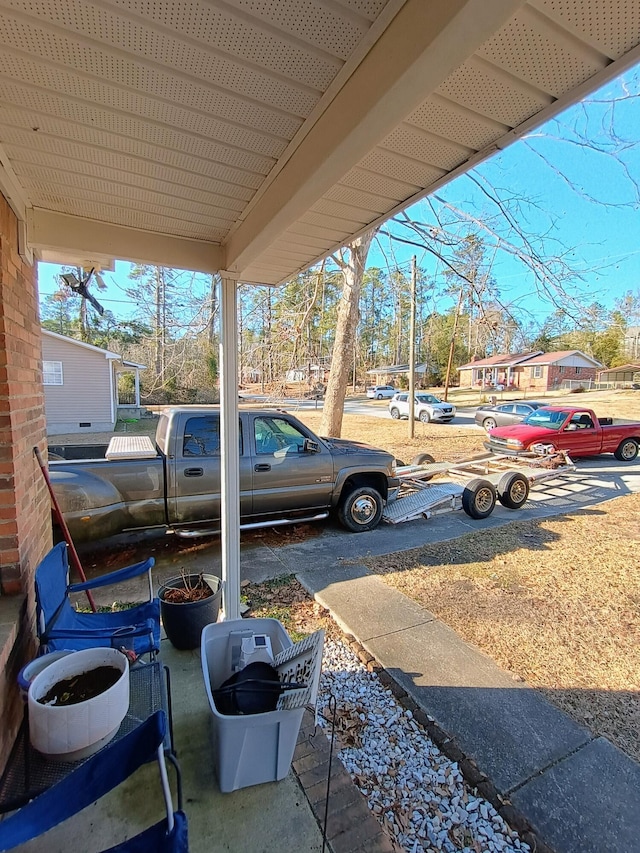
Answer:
[242,394,481,428]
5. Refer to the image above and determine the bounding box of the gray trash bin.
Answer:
[201,618,313,792]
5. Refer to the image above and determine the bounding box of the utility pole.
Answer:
[408,256,416,438]
[444,288,464,401]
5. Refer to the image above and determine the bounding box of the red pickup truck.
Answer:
[484,406,640,460]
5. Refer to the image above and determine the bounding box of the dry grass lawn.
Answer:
[361,498,640,762]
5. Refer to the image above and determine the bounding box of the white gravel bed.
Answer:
[317,639,530,853]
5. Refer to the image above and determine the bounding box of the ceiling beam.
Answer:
[28,209,224,273]
[224,0,523,275]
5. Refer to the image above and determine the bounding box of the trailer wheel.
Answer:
[412,453,435,466]
[614,438,638,461]
[462,479,496,519]
[497,472,530,509]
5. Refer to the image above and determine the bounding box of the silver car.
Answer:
[474,401,546,431]
[366,385,396,399]
[389,392,456,423]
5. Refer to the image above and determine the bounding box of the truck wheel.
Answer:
[338,486,383,532]
[462,479,496,519]
[497,472,529,509]
[614,438,639,461]
[390,407,400,419]
[419,411,430,423]
[482,417,497,431]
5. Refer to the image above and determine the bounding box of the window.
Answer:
[254,416,308,455]
[182,416,221,456]
[530,366,542,379]
[43,361,63,385]
[575,367,582,374]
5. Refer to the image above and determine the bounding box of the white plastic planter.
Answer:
[28,648,130,761]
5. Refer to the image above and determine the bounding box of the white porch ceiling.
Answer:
[0,0,639,282]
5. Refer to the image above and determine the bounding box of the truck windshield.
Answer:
[522,409,569,430]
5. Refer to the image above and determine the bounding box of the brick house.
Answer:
[457,352,543,389]
[521,351,603,391]
[458,351,603,391]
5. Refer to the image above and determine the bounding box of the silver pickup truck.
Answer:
[49,407,400,543]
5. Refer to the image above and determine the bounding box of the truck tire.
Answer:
[338,486,383,532]
[462,479,496,519]
[497,472,529,509]
[390,407,401,419]
[419,410,430,423]
[614,438,639,461]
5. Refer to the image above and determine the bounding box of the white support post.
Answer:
[134,370,141,408]
[219,273,241,620]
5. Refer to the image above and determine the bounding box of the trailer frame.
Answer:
[383,450,575,524]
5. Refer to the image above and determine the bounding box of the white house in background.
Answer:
[41,330,145,434]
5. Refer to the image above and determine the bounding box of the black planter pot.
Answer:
[158,574,222,650]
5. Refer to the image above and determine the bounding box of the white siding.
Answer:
[42,335,115,434]
[554,354,600,368]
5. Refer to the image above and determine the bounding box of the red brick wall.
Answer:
[0,193,51,770]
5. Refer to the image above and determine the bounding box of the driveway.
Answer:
[79,454,640,593]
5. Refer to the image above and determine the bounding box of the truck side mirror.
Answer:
[303,438,320,453]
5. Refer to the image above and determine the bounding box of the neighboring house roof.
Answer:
[458,350,603,371]
[598,363,640,375]
[42,330,146,369]
[522,350,603,368]
[42,329,121,360]
[457,352,543,370]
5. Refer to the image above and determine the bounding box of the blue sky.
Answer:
[38,63,640,329]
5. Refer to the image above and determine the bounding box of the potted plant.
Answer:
[158,571,222,650]
[28,647,129,761]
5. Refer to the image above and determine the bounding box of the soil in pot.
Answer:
[39,666,122,707]
[161,574,213,604]
[159,573,222,651]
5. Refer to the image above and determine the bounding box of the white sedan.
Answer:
[388,392,456,423]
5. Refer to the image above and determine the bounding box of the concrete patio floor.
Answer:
[14,636,328,853]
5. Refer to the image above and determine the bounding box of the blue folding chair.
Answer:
[0,711,187,852]
[35,542,161,659]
